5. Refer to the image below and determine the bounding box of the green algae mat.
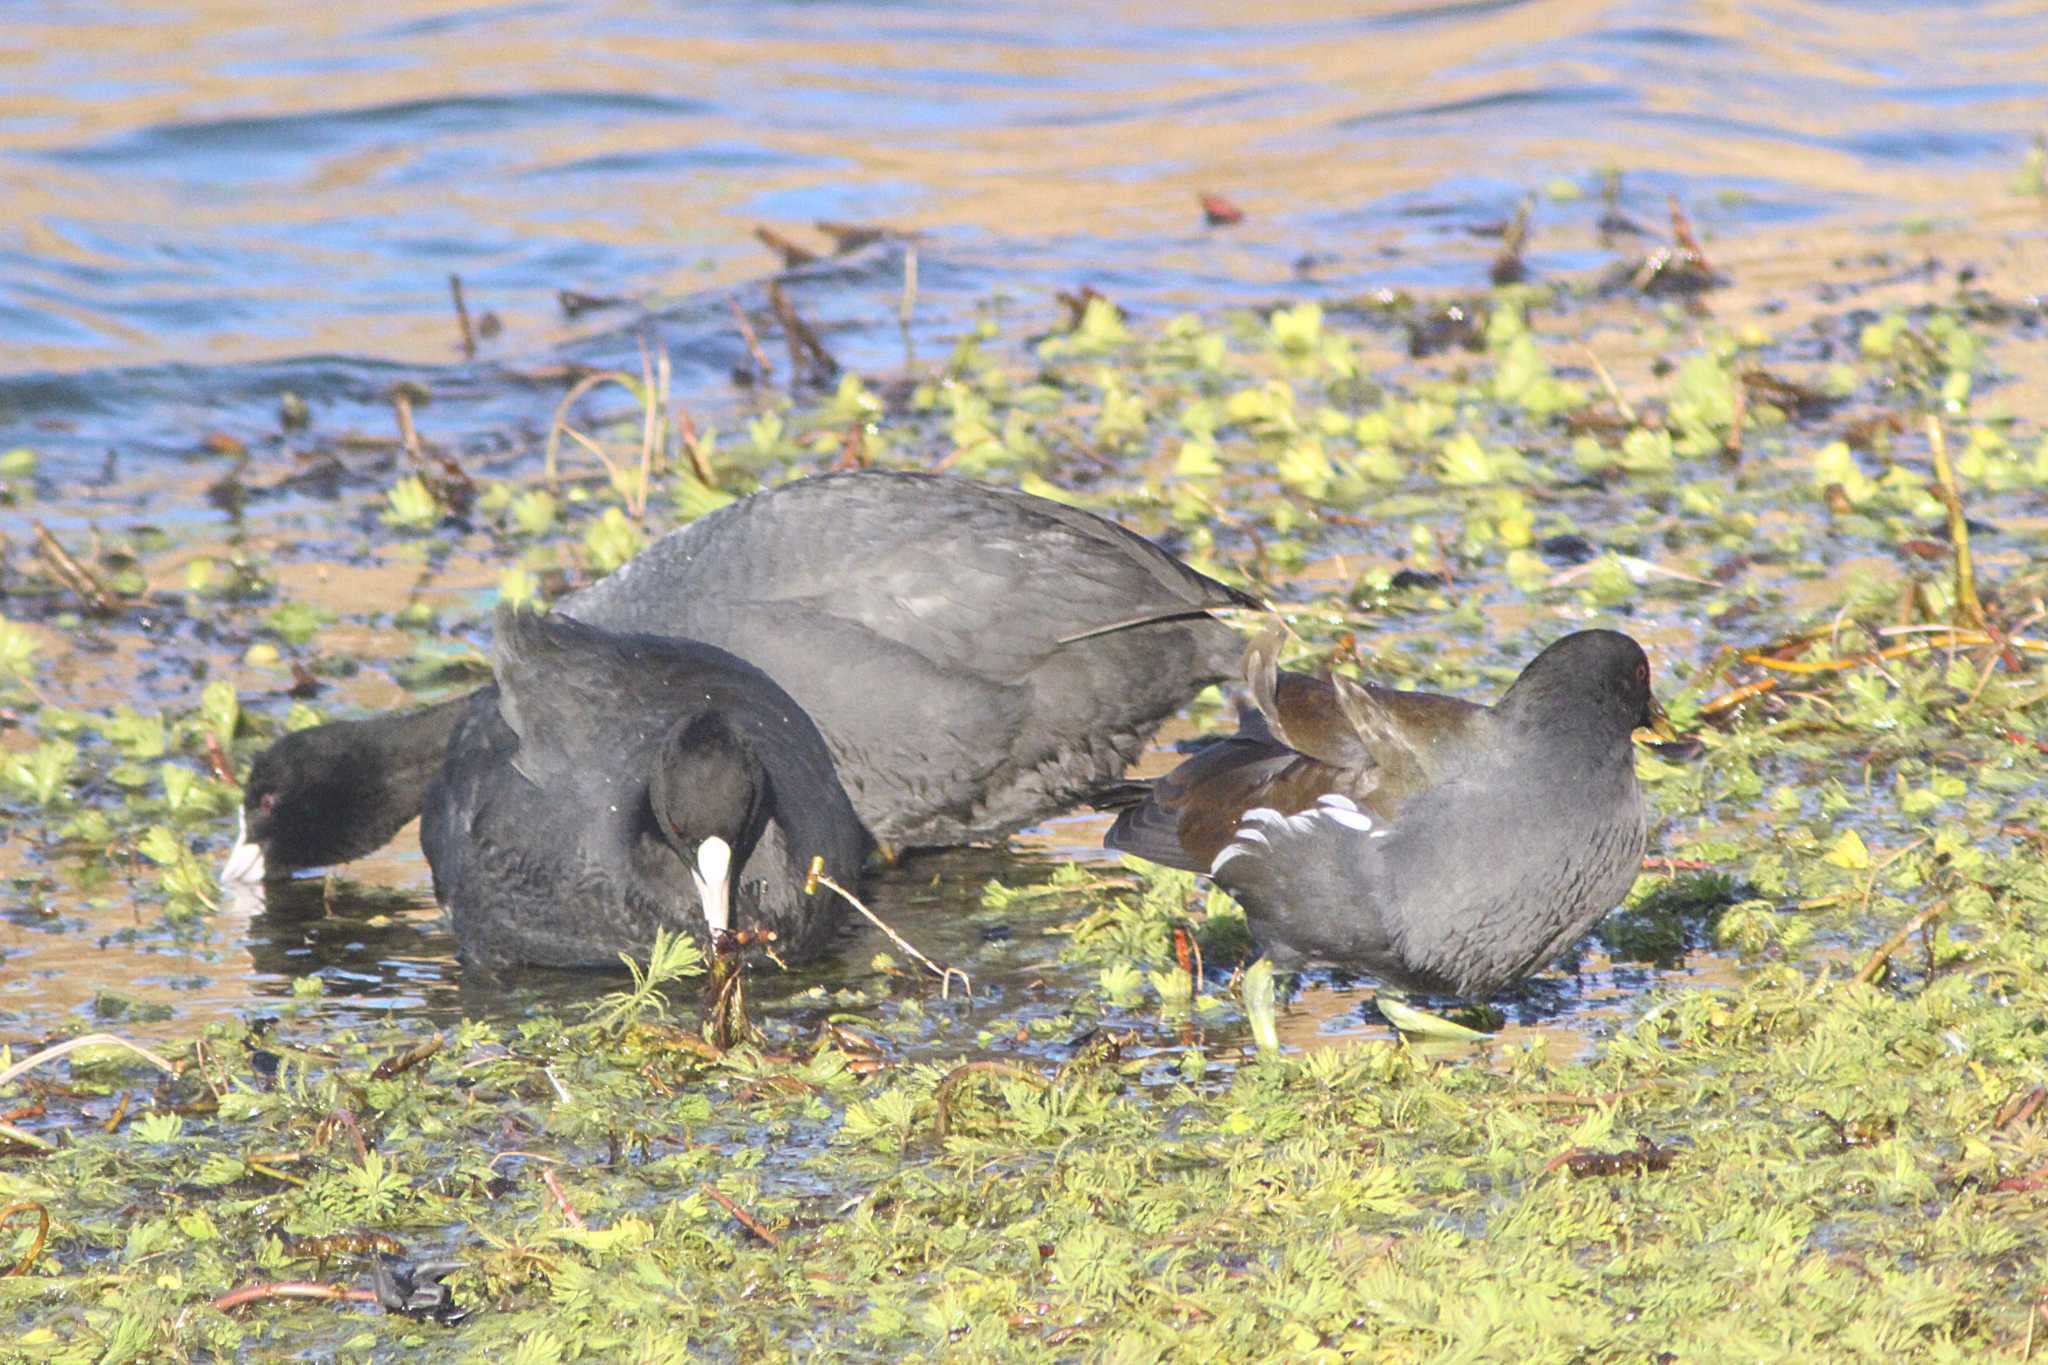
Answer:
[3,219,2048,1360]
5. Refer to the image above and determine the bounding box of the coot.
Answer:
[421,606,868,968]
[1100,629,1670,998]
[226,470,1256,882]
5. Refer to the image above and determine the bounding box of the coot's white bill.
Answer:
[220,809,267,885]
[690,835,733,936]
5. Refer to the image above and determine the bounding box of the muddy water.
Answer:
[3,1,2046,1052]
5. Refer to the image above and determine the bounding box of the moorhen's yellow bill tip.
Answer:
[1639,697,1681,744]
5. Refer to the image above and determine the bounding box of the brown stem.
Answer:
[727,296,775,377]
[211,1281,380,1312]
[448,274,476,359]
[0,1202,48,1277]
[806,859,968,998]
[1925,418,1986,631]
[932,1061,1049,1140]
[542,1166,586,1230]
[1996,1086,2048,1132]
[318,1108,370,1166]
[1853,899,1948,986]
[700,1183,781,1248]
[767,282,837,381]
[31,521,118,614]
[369,1032,443,1081]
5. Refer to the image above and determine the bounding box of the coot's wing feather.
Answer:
[564,470,1256,677]
[491,606,777,796]
[565,472,1259,845]
[418,689,515,909]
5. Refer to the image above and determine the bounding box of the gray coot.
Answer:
[420,606,869,969]
[1099,628,1671,998]
[223,470,1259,883]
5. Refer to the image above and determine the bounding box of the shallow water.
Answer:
[3,0,2046,1055]
[6,0,2047,479]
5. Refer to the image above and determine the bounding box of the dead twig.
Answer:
[816,220,891,254]
[541,1167,586,1230]
[393,392,425,470]
[543,369,641,489]
[805,858,969,998]
[1700,630,2048,716]
[0,1202,49,1277]
[0,1121,50,1152]
[753,224,819,269]
[1503,1081,1657,1109]
[674,404,717,487]
[699,1183,781,1248]
[393,392,474,498]
[1578,344,1637,427]
[1489,195,1533,286]
[727,296,774,378]
[898,244,919,367]
[1925,417,1986,631]
[317,1108,371,1167]
[448,274,476,359]
[1995,1086,2048,1132]
[1853,899,1949,986]
[767,282,838,383]
[205,732,239,786]
[369,1033,443,1082]
[932,1061,1050,1140]
[212,1281,380,1312]
[31,522,119,614]
[0,1032,176,1089]
[633,335,664,520]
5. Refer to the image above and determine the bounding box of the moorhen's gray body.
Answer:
[1101,629,1668,998]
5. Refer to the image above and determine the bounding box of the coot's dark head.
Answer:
[647,711,772,937]
[223,697,475,886]
[223,725,365,884]
[1495,629,1671,747]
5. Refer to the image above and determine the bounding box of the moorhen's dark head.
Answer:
[1493,628,1673,750]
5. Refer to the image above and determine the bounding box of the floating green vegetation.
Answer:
[2,212,2046,1357]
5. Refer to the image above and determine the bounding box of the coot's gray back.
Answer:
[564,470,1257,846]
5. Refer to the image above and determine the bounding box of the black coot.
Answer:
[226,470,1256,882]
[421,606,868,969]
[1099,629,1670,999]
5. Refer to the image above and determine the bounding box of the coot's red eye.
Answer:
[259,791,278,815]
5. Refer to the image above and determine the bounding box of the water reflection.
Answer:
[4,1,2044,434]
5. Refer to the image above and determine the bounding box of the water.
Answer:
[2,0,2044,1047]
[5,0,2046,479]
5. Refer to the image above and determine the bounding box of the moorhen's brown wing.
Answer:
[1105,652,1491,870]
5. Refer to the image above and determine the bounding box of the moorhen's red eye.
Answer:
[1636,662,1649,685]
